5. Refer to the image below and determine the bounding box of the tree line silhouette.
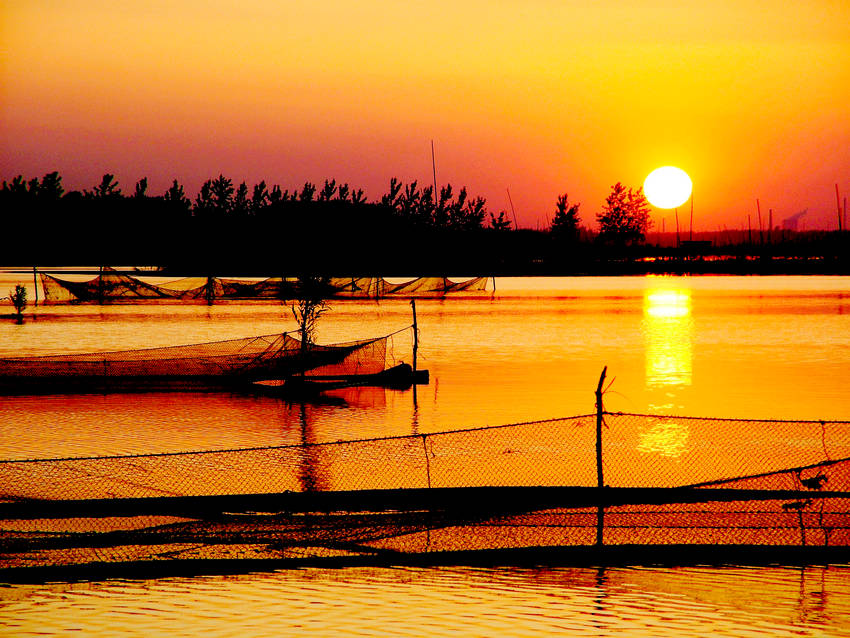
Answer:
[2,171,846,274]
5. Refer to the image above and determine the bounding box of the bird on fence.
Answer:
[800,473,828,490]
[782,499,813,511]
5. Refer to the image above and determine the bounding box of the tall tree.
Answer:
[210,174,234,215]
[551,193,581,241]
[597,182,652,245]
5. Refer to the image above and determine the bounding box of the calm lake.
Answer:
[0,274,848,635]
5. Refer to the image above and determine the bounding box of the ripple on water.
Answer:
[1,565,849,637]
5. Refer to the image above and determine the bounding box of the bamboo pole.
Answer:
[431,140,438,207]
[757,199,763,245]
[32,266,38,306]
[689,196,694,242]
[836,184,843,232]
[768,209,773,244]
[675,209,680,247]
[506,189,518,229]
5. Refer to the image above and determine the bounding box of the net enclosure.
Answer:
[39,270,491,303]
[1,412,848,575]
[0,331,393,393]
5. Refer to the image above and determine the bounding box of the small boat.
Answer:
[251,363,429,396]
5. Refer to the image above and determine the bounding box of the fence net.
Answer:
[1,413,848,570]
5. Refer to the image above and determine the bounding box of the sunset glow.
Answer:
[1,1,849,229]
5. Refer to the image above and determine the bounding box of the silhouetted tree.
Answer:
[133,177,148,199]
[489,210,512,231]
[233,181,250,216]
[9,284,26,323]
[164,179,191,214]
[381,177,402,210]
[292,275,331,373]
[194,180,215,217]
[318,179,337,202]
[266,184,282,206]
[597,182,652,245]
[39,172,64,201]
[350,188,366,205]
[210,174,234,216]
[551,193,581,242]
[90,174,121,198]
[251,181,269,214]
[299,182,316,202]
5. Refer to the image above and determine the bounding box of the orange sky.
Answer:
[2,0,848,230]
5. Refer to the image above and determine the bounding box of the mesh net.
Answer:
[0,333,389,392]
[1,413,848,570]
[40,272,491,303]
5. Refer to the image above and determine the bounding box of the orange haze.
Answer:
[2,1,848,230]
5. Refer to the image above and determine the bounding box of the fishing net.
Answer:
[1,413,848,572]
[0,333,389,392]
[39,271,490,303]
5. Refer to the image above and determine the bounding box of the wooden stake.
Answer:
[837,184,843,232]
[410,299,418,375]
[595,366,607,489]
[757,199,763,245]
[32,266,38,306]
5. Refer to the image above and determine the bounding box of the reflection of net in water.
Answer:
[1,413,848,571]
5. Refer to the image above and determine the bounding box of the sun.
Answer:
[643,166,692,209]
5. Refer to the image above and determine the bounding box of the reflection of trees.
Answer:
[297,402,329,493]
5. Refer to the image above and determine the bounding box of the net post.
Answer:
[595,366,607,489]
[595,366,607,548]
[410,299,418,375]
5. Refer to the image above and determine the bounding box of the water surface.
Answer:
[0,274,848,635]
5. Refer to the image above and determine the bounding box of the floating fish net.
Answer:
[0,332,390,393]
[1,413,848,574]
[39,271,491,303]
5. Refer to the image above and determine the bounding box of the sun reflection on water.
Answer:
[641,288,694,455]
[637,418,690,457]
[644,289,693,388]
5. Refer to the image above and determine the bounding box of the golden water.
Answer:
[1,274,849,635]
